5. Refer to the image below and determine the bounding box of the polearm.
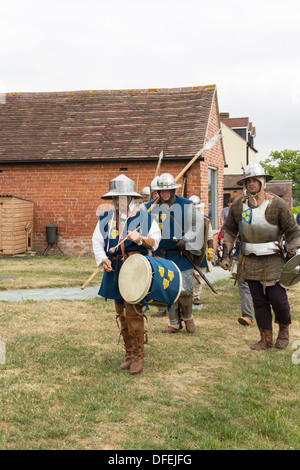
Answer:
[174,127,223,183]
[81,130,223,289]
[154,150,163,178]
[182,248,218,295]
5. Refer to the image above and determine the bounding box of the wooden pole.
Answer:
[154,150,163,178]
[175,128,223,182]
[81,268,101,290]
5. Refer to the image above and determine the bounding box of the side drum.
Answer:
[118,254,182,310]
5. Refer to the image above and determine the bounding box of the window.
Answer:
[208,167,218,230]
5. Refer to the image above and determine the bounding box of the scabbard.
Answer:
[182,249,218,294]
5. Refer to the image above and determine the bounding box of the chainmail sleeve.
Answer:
[182,203,204,256]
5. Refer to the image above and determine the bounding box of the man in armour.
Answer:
[150,177,159,201]
[145,173,204,334]
[138,186,151,205]
[92,175,161,374]
[221,163,300,350]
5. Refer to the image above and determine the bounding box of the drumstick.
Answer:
[81,268,101,290]
[109,198,160,253]
[109,226,141,254]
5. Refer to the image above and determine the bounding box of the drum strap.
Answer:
[115,314,122,344]
[116,211,127,260]
[110,254,123,281]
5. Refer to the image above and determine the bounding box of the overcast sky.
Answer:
[0,0,299,161]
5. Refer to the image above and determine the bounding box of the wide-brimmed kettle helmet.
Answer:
[236,162,273,186]
[101,174,142,199]
[140,186,150,197]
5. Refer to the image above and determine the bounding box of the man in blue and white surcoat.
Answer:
[92,175,161,375]
[145,173,204,334]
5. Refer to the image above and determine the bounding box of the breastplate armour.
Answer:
[238,199,280,256]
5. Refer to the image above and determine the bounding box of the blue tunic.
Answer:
[98,208,154,301]
[145,195,194,271]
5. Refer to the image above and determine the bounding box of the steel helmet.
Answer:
[154,173,182,190]
[237,162,273,186]
[150,176,159,191]
[101,174,142,199]
[189,195,201,206]
[140,186,150,197]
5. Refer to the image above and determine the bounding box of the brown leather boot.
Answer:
[250,328,273,350]
[275,322,290,349]
[129,330,145,375]
[119,315,134,370]
[115,303,133,370]
[125,303,145,375]
[180,295,195,333]
[161,325,179,334]
[184,319,195,333]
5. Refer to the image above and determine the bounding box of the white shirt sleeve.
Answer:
[92,221,107,267]
[148,218,161,251]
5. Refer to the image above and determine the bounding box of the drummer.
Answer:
[149,176,168,319]
[92,174,161,375]
[145,173,204,334]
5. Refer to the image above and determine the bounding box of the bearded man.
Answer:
[221,163,300,351]
[145,173,204,334]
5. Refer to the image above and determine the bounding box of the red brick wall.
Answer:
[0,96,225,254]
[199,96,225,222]
[0,161,195,254]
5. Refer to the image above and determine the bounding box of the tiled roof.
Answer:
[0,85,217,163]
[224,174,242,188]
[221,117,249,128]
[220,114,256,137]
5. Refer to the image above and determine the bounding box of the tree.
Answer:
[260,150,300,205]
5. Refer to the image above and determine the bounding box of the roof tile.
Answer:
[0,86,216,162]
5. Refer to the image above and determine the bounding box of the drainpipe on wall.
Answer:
[246,142,249,165]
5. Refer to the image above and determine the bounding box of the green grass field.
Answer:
[0,255,299,450]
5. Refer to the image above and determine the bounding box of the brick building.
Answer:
[0,85,225,254]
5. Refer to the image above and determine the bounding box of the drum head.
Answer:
[119,254,153,303]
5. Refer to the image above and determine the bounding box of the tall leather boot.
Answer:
[250,328,273,350]
[275,322,290,349]
[180,294,195,333]
[115,302,133,370]
[125,303,145,375]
